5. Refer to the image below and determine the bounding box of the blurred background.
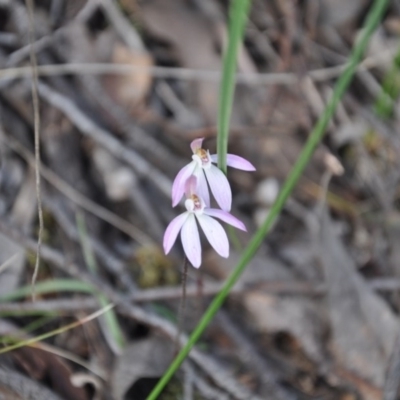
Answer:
[0,0,400,399]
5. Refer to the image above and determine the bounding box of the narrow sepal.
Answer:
[204,208,246,231]
[163,212,189,254]
[210,154,256,171]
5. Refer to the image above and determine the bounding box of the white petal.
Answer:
[210,154,218,163]
[195,171,210,207]
[190,138,204,153]
[172,161,196,207]
[197,214,229,258]
[163,212,189,254]
[204,165,232,211]
[204,209,246,231]
[181,214,201,268]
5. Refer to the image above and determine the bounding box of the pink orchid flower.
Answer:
[164,176,246,268]
[172,138,255,212]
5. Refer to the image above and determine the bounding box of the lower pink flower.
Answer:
[164,177,246,268]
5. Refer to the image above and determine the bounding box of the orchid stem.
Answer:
[175,256,189,354]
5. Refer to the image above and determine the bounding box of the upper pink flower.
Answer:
[172,138,255,211]
[164,176,246,268]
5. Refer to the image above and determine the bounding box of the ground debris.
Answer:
[0,1,399,399]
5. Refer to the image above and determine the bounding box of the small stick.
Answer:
[175,256,189,353]
[196,268,204,322]
[25,0,43,301]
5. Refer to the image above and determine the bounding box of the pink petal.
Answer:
[163,212,189,254]
[204,165,232,212]
[204,209,246,231]
[190,138,204,153]
[210,154,255,171]
[195,171,210,207]
[172,161,196,207]
[184,175,198,198]
[181,214,201,268]
[197,214,229,258]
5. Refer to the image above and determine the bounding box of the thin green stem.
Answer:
[147,0,389,398]
[374,44,400,118]
[217,0,251,173]
[0,279,96,302]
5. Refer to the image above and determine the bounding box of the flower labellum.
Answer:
[164,176,246,268]
[172,138,255,212]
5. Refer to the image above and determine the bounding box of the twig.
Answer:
[62,53,179,183]
[300,76,335,131]
[0,303,115,354]
[129,181,165,241]
[383,331,400,400]
[0,298,99,313]
[216,311,295,400]
[99,0,144,52]
[188,349,263,400]
[0,253,23,275]
[0,46,395,84]
[182,362,194,400]
[44,196,137,292]
[5,0,98,68]
[191,368,229,400]
[37,82,172,198]
[24,0,43,301]
[2,275,400,316]
[0,319,106,378]
[1,133,153,246]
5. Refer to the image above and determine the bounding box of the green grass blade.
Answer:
[217,0,251,173]
[0,311,57,317]
[0,279,96,302]
[0,303,114,354]
[21,315,56,333]
[147,1,390,398]
[374,45,400,118]
[76,212,125,349]
[76,212,98,274]
[97,293,125,349]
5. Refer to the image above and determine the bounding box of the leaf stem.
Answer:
[217,0,251,174]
